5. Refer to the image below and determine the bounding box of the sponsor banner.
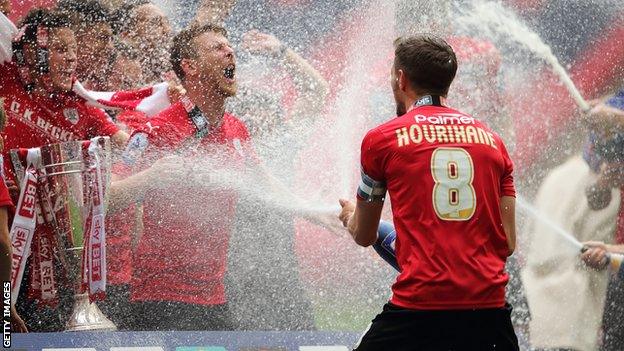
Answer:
[11,331,360,351]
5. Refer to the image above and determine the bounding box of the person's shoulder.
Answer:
[131,101,188,144]
[362,118,398,149]
[444,106,510,150]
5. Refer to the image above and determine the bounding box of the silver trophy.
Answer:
[10,137,116,331]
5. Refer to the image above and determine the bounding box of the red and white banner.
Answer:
[9,148,40,303]
[73,81,171,118]
[85,137,107,302]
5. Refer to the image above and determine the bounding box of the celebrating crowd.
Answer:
[0,0,337,333]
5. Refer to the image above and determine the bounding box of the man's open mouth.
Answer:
[224,65,235,79]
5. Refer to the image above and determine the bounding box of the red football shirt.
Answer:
[128,100,255,306]
[106,110,149,286]
[0,63,120,180]
[359,100,515,310]
[0,62,121,286]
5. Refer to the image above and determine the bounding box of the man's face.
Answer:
[190,31,237,97]
[47,27,78,92]
[391,63,406,116]
[130,4,172,48]
[75,22,114,75]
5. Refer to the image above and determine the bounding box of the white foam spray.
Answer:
[517,195,623,269]
[457,1,590,111]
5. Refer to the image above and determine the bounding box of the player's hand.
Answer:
[581,241,610,270]
[167,83,186,104]
[305,212,345,236]
[338,199,355,228]
[5,178,19,205]
[583,103,624,130]
[10,306,27,333]
[162,71,186,104]
[242,30,283,56]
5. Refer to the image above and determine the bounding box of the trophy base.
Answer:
[65,293,118,332]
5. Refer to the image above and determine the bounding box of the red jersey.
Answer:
[106,111,149,286]
[0,63,120,180]
[0,62,121,287]
[128,100,255,306]
[359,97,515,310]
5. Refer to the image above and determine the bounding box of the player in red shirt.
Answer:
[0,9,127,181]
[0,9,128,332]
[110,22,331,330]
[338,35,518,350]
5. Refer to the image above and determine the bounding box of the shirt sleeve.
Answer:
[357,128,387,202]
[499,140,516,197]
[85,107,120,139]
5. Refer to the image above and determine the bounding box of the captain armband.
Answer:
[357,169,386,202]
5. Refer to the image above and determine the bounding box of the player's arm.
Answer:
[340,129,387,246]
[109,153,190,213]
[285,47,329,121]
[0,208,27,332]
[498,135,516,256]
[339,199,383,247]
[242,30,329,119]
[107,132,163,213]
[500,195,516,255]
[108,167,153,213]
